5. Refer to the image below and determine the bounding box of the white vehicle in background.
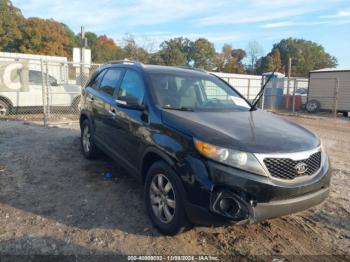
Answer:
[0,65,81,116]
[294,87,308,105]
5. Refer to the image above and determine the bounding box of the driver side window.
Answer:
[118,70,145,105]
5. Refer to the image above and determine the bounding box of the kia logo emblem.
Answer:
[295,163,308,174]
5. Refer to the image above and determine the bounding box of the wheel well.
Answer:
[141,152,164,184]
[0,96,13,108]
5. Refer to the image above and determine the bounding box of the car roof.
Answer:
[102,62,209,77]
[143,64,207,75]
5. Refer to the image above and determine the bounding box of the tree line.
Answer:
[0,0,337,77]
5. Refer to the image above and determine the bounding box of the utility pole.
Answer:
[80,26,85,87]
[288,57,292,78]
[286,57,292,109]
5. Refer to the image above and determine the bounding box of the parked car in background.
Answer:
[295,88,308,104]
[0,65,81,116]
[80,61,331,235]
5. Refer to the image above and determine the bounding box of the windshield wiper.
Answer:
[162,106,195,112]
[249,69,277,111]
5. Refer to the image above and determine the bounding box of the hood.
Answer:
[161,109,320,154]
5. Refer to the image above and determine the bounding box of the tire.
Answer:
[306,100,321,113]
[0,100,10,116]
[80,119,100,159]
[145,161,190,235]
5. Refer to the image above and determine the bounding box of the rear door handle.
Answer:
[108,109,116,117]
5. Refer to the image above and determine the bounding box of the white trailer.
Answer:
[306,68,350,115]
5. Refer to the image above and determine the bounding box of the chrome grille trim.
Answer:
[255,146,322,182]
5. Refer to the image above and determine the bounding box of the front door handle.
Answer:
[108,109,116,117]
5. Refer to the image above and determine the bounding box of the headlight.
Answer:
[194,138,267,176]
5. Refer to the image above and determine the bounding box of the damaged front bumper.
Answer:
[250,187,329,223]
[184,157,331,226]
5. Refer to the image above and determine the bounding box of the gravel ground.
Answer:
[0,116,349,261]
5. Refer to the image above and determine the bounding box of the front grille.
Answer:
[263,151,321,180]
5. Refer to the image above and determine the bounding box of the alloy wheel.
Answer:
[82,126,91,153]
[0,104,7,116]
[150,174,176,224]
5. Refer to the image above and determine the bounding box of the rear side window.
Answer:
[90,70,106,89]
[117,70,145,105]
[99,68,123,96]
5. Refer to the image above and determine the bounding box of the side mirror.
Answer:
[116,97,145,111]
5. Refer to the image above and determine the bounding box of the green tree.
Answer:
[223,48,246,73]
[19,18,69,57]
[0,0,24,52]
[93,35,124,63]
[123,35,149,63]
[214,45,247,73]
[61,23,79,58]
[155,37,193,66]
[191,38,216,70]
[215,44,233,72]
[148,52,165,65]
[83,32,99,61]
[257,38,337,77]
[256,49,284,74]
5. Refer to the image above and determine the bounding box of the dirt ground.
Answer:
[0,115,349,261]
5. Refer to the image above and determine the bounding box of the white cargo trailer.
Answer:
[306,68,350,115]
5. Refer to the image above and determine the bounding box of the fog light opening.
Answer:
[211,191,250,221]
[219,197,240,216]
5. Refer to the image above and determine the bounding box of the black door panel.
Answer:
[88,68,124,155]
[108,69,148,170]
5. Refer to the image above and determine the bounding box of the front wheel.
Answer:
[145,161,190,235]
[0,100,10,116]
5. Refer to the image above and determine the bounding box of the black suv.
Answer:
[80,61,331,235]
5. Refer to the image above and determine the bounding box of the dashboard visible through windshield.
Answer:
[149,73,251,112]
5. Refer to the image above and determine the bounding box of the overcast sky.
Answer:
[12,0,350,67]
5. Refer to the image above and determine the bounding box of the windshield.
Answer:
[149,72,251,111]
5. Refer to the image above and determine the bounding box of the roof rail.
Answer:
[176,66,207,73]
[109,59,144,67]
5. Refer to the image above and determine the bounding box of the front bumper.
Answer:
[185,186,330,226]
[182,155,331,225]
[250,186,329,223]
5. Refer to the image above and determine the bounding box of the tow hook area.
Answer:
[210,190,251,223]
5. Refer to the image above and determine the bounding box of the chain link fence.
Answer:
[212,72,263,102]
[212,72,349,118]
[260,75,349,118]
[260,77,309,113]
[0,57,100,125]
[1,58,349,126]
